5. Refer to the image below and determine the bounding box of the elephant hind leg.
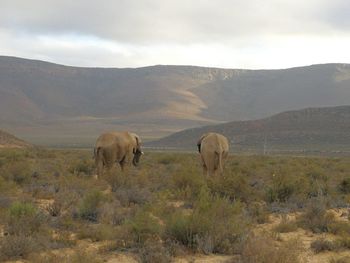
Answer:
[95,147,104,178]
[199,155,208,177]
[205,152,216,177]
[202,165,208,178]
[96,160,103,179]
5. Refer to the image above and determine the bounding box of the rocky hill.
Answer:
[147,106,350,152]
[0,56,349,146]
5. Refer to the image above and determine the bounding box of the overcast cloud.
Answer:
[0,0,349,68]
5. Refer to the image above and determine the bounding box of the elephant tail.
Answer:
[94,147,103,163]
[214,151,223,174]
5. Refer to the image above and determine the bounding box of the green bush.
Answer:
[335,236,350,249]
[138,240,172,263]
[0,234,38,261]
[9,201,36,217]
[338,178,350,194]
[6,202,43,236]
[304,170,329,198]
[265,174,295,203]
[311,236,350,253]
[164,210,192,247]
[28,250,103,263]
[165,187,247,254]
[329,221,350,235]
[114,185,152,206]
[0,176,18,195]
[247,201,269,224]
[241,234,304,263]
[171,163,205,200]
[311,238,337,253]
[274,214,298,233]
[126,209,163,244]
[1,161,33,185]
[77,190,105,222]
[297,200,335,233]
[69,159,95,176]
[329,257,350,263]
[77,224,118,241]
[208,171,252,202]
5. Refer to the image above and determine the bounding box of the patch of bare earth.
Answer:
[256,208,350,263]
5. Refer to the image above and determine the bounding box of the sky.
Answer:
[0,0,349,69]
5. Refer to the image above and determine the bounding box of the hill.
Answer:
[0,56,350,146]
[0,129,31,148]
[146,106,350,153]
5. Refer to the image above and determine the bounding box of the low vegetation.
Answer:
[0,148,349,261]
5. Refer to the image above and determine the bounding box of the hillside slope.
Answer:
[0,129,31,148]
[147,106,350,152]
[0,56,349,145]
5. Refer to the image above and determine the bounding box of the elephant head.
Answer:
[197,133,209,153]
[131,133,143,166]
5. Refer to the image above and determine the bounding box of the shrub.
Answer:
[311,236,350,253]
[311,239,337,253]
[304,171,329,198]
[138,240,172,263]
[0,234,39,261]
[335,236,350,249]
[114,185,152,206]
[274,214,298,233]
[297,200,335,233]
[6,202,44,236]
[265,174,295,203]
[338,178,350,194]
[77,190,106,222]
[126,209,163,244]
[165,210,192,247]
[9,201,36,217]
[77,224,118,242]
[165,187,248,254]
[157,154,180,165]
[329,221,350,235]
[247,201,269,224]
[28,250,103,263]
[241,234,304,263]
[329,257,350,263]
[207,171,252,202]
[98,200,131,225]
[1,161,33,185]
[171,164,205,200]
[69,159,95,176]
[46,200,62,217]
[49,231,76,248]
[0,176,18,195]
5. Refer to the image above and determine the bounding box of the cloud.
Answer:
[0,0,349,68]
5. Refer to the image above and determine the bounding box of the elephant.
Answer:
[94,131,143,178]
[197,132,229,177]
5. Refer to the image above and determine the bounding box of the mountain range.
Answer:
[0,56,349,146]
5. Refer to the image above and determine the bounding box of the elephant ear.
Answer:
[197,133,209,153]
[130,133,142,153]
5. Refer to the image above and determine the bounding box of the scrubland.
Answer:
[0,148,349,262]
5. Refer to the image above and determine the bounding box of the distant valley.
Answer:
[0,56,349,147]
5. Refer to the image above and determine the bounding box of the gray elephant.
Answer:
[94,131,143,178]
[197,132,229,177]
